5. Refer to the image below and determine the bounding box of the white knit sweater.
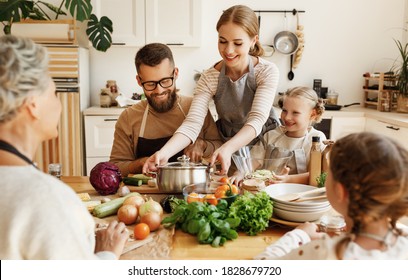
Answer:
[0,166,115,259]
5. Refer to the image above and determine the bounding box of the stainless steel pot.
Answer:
[155,155,208,192]
[273,31,299,55]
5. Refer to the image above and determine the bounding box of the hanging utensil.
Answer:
[273,12,299,55]
[288,54,294,80]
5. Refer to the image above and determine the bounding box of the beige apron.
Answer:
[213,57,279,145]
[136,103,186,162]
[272,129,308,174]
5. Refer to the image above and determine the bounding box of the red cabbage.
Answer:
[90,162,122,195]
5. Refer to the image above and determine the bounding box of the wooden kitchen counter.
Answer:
[62,176,290,260]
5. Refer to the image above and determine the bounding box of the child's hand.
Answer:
[296,222,325,240]
[269,167,290,183]
[230,171,244,186]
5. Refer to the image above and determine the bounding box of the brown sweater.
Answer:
[110,94,222,176]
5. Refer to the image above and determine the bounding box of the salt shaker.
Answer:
[48,163,62,180]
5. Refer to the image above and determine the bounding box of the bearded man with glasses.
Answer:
[110,43,222,176]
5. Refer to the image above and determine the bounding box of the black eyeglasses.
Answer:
[140,70,175,91]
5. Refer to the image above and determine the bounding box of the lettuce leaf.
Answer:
[228,191,273,236]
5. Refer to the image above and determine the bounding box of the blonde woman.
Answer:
[143,5,280,175]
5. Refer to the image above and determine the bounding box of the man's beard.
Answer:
[146,88,177,113]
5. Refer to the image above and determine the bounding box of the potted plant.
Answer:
[0,0,113,52]
[395,39,408,113]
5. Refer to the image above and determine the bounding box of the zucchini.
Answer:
[123,174,153,185]
[92,192,140,218]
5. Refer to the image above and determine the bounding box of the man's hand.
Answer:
[184,138,207,162]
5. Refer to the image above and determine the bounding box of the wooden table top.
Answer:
[62,176,290,260]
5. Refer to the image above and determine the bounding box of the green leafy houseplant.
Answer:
[0,0,113,52]
[394,39,408,112]
[395,40,408,97]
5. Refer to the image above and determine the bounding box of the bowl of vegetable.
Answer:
[183,181,240,206]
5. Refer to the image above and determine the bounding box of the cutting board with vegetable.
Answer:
[94,216,155,255]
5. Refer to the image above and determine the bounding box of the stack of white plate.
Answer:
[264,183,331,222]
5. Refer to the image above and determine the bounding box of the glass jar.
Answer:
[48,163,62,179]
[106,80,118,106]
[318,214,347,236]
[106,80,118,93]
[100,88,111,108]
[326,90,339,105]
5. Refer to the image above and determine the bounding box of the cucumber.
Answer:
[123,174,153,185]
[92,192,140,218]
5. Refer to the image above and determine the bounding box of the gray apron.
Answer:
[213,57,279,145]
[273,130,308,174]
[136,103,186,162]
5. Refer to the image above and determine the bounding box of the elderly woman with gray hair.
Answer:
[0,35,128,259]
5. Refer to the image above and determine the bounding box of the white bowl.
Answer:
[264,183,329,207]
[274,206,331,222]
[274,202,331,212]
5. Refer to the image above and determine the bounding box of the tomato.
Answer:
[214,188,226,199]
[187,192,203,203]
[218,177,230,184]
[204,194,218,206]
[230,184,239,195]
[133,223,150,240]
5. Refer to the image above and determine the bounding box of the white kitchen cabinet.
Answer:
[364,118,408,150]
[84,115,118,175]
[145,0,202,47]
[330,117,366,140]
[92,0,145,46]
[93,0,201,47]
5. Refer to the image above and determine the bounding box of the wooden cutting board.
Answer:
[94,216,155,254]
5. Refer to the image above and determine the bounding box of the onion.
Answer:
[139,198,163,218]
[140,212,162,231]
[123,195,145,210]
[117,204,138,225]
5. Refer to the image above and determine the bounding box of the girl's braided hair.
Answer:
[329,132,408,258]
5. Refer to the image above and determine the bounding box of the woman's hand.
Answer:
[94,220,129,259]
[142,151,169,173]
[296,222,325,240]
[210,145,234,175]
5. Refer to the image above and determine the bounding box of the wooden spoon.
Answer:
[276,187,326,202]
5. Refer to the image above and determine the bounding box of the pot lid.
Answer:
[158,155,207,169]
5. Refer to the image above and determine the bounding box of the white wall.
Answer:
[89,0,407,106]
[9,0,404,106]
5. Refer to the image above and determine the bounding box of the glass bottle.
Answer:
[308,136,322,187]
